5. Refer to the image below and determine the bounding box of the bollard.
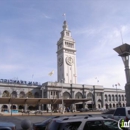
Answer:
[21,119,32,130]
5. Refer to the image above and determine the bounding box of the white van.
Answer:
[113,107,130,121]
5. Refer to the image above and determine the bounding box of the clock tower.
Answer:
[57,21,77,84]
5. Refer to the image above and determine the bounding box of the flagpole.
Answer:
[115,84,119,108]
[63,13,66,21]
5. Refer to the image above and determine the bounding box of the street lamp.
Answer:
[41,86,45,110]
[61,79,65,114]
[114,43,130,106]
[89,89,93,110]
[89,86,96,110]
[10,88,14,116]
[114,84,119,107]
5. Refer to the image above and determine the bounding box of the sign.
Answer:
[118,118,130,130]
[0,79,41,86]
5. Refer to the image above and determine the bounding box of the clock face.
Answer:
[58,57,63,66]
[66,56,73,66]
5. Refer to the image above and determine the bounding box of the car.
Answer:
[33,115,85,130]
[79,108,89,112]
[0,127,12,130]
[102,109,116,114]
[45,115,121,130]
[113,107,130,121]
[0,122,16,130]
[102,109,116,118]
[33,116,61,130]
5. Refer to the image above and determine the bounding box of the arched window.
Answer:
[34,92,39,98]
[112,95,114,101]
[113,104,115,108]
[63,92,71,99]
[27,91,33,98]
[122,95,124,101]
[119,95,121,101]
[105,95,107,101]
[12,91,17,98]
[87,93,93,99]
[75,92,83,99]
[115,95,118,101]
[2,90,10,97]
[108,95,111,101]
[19,91,25,98]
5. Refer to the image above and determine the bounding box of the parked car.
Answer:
[102,109,116,114]
[33,116,60,130]
[0,127,12,130]
[113,107,130,121]
[79,108,89,112]
[33,115,84,130]
[0,122,16,130]
[102,109,116,118]
[45,115,120,130]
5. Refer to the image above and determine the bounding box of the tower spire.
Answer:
[62,20,68,31]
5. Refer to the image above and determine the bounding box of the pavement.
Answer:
[0,111,102,130]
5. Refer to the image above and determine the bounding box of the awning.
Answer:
[0,97,91,105]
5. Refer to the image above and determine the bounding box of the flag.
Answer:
[63,13,66,16]
[48,70,54,76]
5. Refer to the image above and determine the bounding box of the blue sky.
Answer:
[0,0,130,89]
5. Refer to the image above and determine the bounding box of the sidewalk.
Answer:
[0,111,102,116]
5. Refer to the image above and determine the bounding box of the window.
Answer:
[66,32,69,36]
[114,108,126,116]
[83,120,104,130]
[128,110,130,115]
[58,122,81,130]
[103,120,118,130]
[47,121,81,130]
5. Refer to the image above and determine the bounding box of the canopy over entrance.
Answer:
[0,97,91,105]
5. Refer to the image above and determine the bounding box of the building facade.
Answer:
[0,20,126,113]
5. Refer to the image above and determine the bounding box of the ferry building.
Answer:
[0,21,126,113]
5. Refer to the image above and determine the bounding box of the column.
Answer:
[39,105,41,110]
[24,104,28,112]
[95,93,98,109]
[101,93,105,109]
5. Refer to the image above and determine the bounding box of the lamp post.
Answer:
[41,86,45,110]
[114,43,130,106]
[61,79,65,114]
[115,84,119,107]
[10,88,14,116]
[89,86,95,110]
[93,86,96,110]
